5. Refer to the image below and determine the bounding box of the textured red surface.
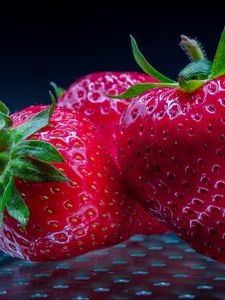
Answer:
[57,72,168,236]
[0,106,166,261]
[58,72,157,160]
[118,75,225,262]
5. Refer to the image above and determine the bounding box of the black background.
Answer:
[0,1,224,112]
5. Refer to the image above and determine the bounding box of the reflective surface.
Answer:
[0,234,225,299]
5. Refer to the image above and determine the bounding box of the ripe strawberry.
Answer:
[57,72,157,159]
[56,72,168,235]
[0,100,164,262]
[116,30,225,262]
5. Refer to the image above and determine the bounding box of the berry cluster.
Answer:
[0,29,224,262]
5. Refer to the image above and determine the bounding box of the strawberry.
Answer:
[115,30,225,262]
[56,72,168,235]
[57,72,157,160]
[0,99,164,262]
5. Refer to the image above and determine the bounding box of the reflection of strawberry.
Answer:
[0,103,165,262]
[57,72,157,159]
[56,72,168,236]
[116,30,225,261]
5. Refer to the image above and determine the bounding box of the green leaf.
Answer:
[0,176,13,212]
[13,108,51,143]
[0,212,3,225]
[130,35,174,83]
[12,96,56,143]
[0,101,9,116]
[6,186,29,226]
[108,82,178,99]
[11,156,69,182]
[13,140,65,163]
[0,112,13,128]
[0,131,11,151]
[0,153,7,173]
[211,28,225,79]
[49,91,56,116]
[50,82,65,99]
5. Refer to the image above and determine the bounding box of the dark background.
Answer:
[0,1,224,112]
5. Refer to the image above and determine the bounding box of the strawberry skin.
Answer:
[57,72,157,159]
[118,75,225,262]
[57,72,168,236]
[0,105,161,262]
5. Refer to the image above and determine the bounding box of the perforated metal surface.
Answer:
[0,234,225,299]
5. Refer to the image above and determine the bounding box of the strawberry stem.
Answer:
[180,35,206,62]
[178,60,212,82]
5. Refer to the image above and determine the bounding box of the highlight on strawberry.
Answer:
[114,28,225,262]
[56,72,158,160]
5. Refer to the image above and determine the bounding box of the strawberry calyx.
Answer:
[0,95,69,227]
[110,28,225,99]
[177,59,212,92]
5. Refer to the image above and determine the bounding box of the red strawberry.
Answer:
[0,101,164,262]
[116,31,225,261]
[56,72,168,235]
[57,72,157,160]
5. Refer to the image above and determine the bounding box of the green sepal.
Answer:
[0,212,3,225]
[0,112,13,129]
[130,35,174,83]
[13,140,65,163]
[178,78,205,93]
[0,97,70,227]
[49,92,56,116]
[12,100,55,143]
[12,108,51,143]
[211,28,225,79]
[0,153,7,173]
[50,82,65,99]
[178,60,212,81]
[0,101,9,116]
[0,176,13,213]
[6,185,29,227]
[10,156,69,182]
[0,131,11,151]
[108,82,178,99]
[0,176,29,227]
